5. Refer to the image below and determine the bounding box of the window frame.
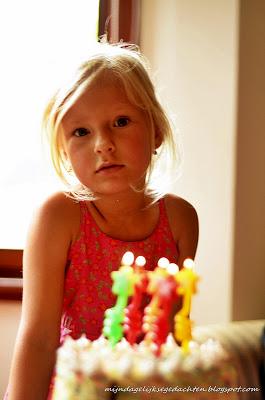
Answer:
[0,0,141,300]
[0,249,23,300]
[98,0,140,44]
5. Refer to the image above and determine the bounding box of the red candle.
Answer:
[124,256,148,345]
[143,259,179,356]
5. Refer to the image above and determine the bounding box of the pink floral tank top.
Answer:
[60,198,179,342]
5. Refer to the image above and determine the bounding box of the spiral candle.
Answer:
[174,258,199,353]
[124,255,147,345]
[103,251,137,347]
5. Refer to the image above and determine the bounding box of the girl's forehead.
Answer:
[86,70,123,92]
[61,79,140,126]
[70,80,132,111]
[86,77,127,98]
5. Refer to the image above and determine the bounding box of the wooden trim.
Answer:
[0,249,23,300]
[0,278,23,300]
[99,0,140,44]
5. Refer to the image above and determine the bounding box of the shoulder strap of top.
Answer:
[79,201,92,228]
[156,197,176,243]
[78,200,102,233]
[158,197,168,223]
[159,197,165,213]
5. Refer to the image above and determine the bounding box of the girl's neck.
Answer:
[90,190,153,221]
[87,190,159,241]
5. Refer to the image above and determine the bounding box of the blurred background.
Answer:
[0,0,264,396]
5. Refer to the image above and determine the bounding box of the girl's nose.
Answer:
[94,130,115,155]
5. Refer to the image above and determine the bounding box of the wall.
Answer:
[232,0,265,320]
[140,0,239,324]
[0,301,21,398]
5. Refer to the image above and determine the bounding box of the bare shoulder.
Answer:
[23,191,81,280]
[164,193,198,228]
[23,191,81,271]
[163,194,199,265]
[36,191,79,220]
[30,191,80,242]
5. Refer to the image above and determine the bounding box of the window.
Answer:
[0,0,100,249]
[0,0,140,299]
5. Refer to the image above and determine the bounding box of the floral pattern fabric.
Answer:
[60,198,179,342]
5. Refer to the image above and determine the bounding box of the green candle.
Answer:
[103,252,137,346]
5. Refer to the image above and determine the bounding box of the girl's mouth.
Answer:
[96,164,124,174]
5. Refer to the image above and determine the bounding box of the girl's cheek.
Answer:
[67,140,85,154]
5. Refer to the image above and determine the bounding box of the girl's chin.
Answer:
[79,174,146,198]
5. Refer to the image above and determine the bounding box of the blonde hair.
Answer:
[42,41,179,200]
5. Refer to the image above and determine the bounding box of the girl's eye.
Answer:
[114,117,130,127]
[73,127,89,137]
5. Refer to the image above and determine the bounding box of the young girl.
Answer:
[6,42,198,399]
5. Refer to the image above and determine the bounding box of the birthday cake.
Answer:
[52,254,238,399]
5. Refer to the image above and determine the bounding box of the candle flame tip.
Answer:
[135,255,146,267]
[157,257,170,268]
[121,251,135,266]
[183,258,195,269]
[167,263,179,275]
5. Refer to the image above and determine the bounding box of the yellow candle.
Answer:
[176,258,198,316]
[174,258,199,352]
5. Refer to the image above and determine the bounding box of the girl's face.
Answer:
[61,78,160,197]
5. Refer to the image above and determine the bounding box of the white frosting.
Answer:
[55,334,228,383]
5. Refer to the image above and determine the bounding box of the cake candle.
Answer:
[174,258,199,353]
[176,259,198,316]
[124,255,147,345]
[103,251,137,346]
[143,258,178,355]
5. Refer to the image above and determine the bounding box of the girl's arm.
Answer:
[165,194,199,268]
[7,193,76,400]
[165,194,199,331]
[175,199,199,269]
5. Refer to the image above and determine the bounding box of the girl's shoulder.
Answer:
[39,191,79,210]
[33,191,81,242]
[163,193,198,219]
[163,194,199,265]
[163,193,199,240]
[37,191,79,218]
